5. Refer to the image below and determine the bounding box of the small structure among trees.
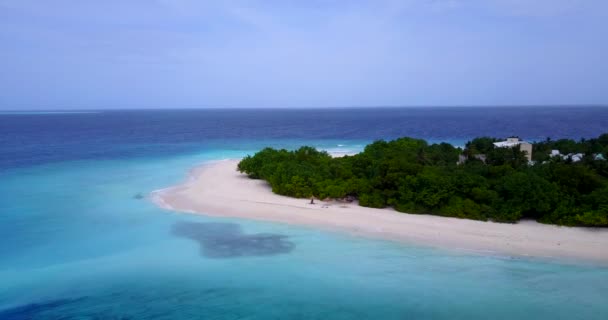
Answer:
[493,137,533,162]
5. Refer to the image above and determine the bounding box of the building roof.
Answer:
[563,153,584,162]
[493,139,531,148]
[494,141,519,147]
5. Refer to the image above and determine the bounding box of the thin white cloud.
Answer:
[481,0,589,17]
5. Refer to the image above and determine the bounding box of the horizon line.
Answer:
[1,104,608,112]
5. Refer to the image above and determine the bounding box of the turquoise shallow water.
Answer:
[2,109,608,319]
[1,146,607,319]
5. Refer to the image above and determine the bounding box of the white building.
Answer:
[563,153,584,162]
[493,137,533,161]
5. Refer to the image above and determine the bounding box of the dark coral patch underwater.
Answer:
[171,221,295,258]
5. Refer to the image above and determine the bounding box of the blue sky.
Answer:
[1,0,607,109]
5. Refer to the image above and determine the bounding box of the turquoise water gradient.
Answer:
[1,142,607,319]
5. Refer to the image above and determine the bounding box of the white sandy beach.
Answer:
[153,159,608,263]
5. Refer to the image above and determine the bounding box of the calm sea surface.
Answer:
[1,107,607,319]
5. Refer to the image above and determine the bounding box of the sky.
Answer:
[0,0,607,109]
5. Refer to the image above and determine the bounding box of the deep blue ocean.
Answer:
[1,107,607,319]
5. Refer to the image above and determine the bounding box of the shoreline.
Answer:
[152,159,608,264]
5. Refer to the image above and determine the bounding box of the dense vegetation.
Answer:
[238,134,608,227]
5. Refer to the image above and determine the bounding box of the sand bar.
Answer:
[153,159,608,264]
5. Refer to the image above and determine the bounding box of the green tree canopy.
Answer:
[238,135,608,227]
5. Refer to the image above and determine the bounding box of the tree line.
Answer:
[237,134,608,227]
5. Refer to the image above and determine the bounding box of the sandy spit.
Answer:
[152,159,608,264]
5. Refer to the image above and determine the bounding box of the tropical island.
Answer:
[238,134,608,227]
[154,134,608,263]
